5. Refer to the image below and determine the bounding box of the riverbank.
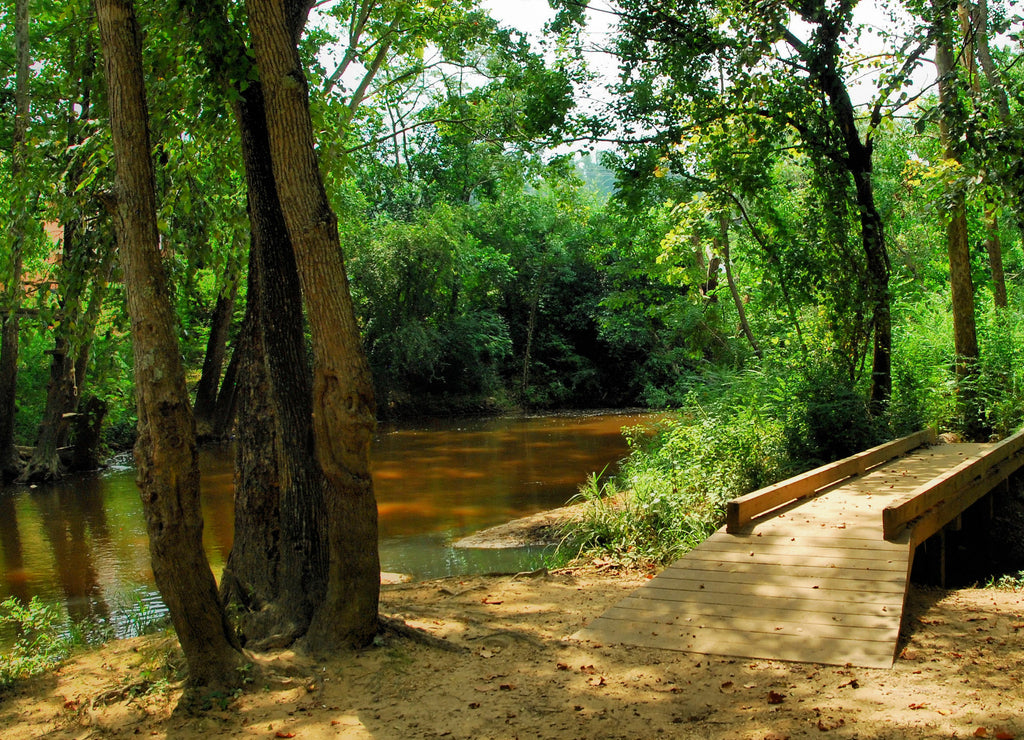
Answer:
[2,563,1022,739]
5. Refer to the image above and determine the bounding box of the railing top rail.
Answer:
[726,429,937,533]
[882,428,1024,541]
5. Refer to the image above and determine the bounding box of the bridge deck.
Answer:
[575,442,995,668]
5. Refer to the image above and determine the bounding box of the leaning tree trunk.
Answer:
[95,0,244,691]
[247,0,380,651]
[716,213,761,357]
[0,0,31,481]
[796,19,893,410]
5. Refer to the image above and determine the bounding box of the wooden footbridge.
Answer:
[575,429,1024,668]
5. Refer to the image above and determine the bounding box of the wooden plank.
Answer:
[672,557,910,585]
[651,566,907,595]
[683,547,908,572]
[726,429,936,532]
[577,619,897,669]
[597,606,901,642]
[708,531,906,552]
[608,595,898,629]
[698,533,908,560]
[624,584,903,617]
[883,429,1024,540]
[630,576,906,605]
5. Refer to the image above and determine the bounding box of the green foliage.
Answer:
[984,570,1024,591]
[0,597,74,690]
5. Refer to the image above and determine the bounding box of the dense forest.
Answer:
[1,0,1022,690]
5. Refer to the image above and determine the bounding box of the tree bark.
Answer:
[247,0,380,651]
[95,0,244,690]
[0,0,31,480]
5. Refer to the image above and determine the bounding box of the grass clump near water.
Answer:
[0,591,172,692]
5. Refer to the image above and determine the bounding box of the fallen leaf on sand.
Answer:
[482,596,503,605]
[588,676,606,687]
[816,717,845,731]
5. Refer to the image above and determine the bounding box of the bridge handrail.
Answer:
[882,428,1024,543]
[726,429,937,533]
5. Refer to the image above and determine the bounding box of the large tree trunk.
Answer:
[0,0,31,481]
[189,0,331,648]
[95,0,243,691]
[247,0,380,651]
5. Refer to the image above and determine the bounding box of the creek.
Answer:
[0,410,662,635]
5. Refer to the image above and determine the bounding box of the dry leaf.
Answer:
[482,596,503,605]
[975,729,990,738]
[816,718,845,731]
[587,676,606,687]
[275,733,296,739]
[995,731,1016,740]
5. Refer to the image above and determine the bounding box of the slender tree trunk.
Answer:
[95,0,243,690]
[716,213,760,357]
[247,0,380,651]
[521,285,540,404]
[983,208,1008,309]
[0,0,31,480]
[211,334,242,440]
[960,0,1012,307]
[935,2,983,437]
[194,263,240,439]
[71,236,117,430]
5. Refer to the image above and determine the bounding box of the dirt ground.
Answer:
[1,564,1022,740]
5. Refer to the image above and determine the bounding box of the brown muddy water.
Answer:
[0,411,664,635]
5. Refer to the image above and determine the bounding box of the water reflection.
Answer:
[0,411,661,630]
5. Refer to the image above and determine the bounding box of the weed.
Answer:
[984,570,1024,592]
[0,597,75,690]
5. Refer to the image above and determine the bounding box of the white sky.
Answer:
[482,0,939,111]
